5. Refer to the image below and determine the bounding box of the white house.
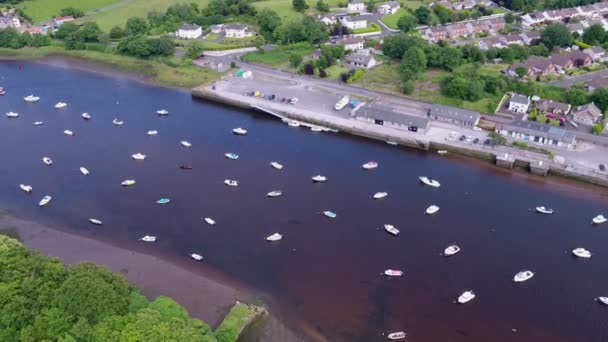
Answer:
[376,1,400,15]
[209,24,224,34]
[340,36,365,51]
[508,93,531,113]
[318,14,337,25]
[176,24,202,39]
[224,24,255,38]
[348,0,365,12]
[341,15,368,30]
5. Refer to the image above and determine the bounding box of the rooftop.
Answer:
[501,120,576,143]
[180,23,201,31]
[510,93,530,105]
[429,104,480,124]
[224,23,248,30]
[357,105,430,128]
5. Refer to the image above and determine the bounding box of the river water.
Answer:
[1,60,608,342]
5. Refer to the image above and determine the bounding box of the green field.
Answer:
[380,8,409,29]
[16,0,121,24]
[252,0,343,22]
[241,43,313,67]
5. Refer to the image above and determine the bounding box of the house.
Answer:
[25,26,43,35]
[209,24,223,34]
[355,104,431,133]
[535,99,571,115]
[0,17,12,29]
[571,103,603,126]
[54,16,74,27]
[194,58,229,72]
[340,36,365,51]
[524,56,555,75]
[318,14,337,25]
[376,1,400,15]
[584,46,608,62]
[348,0,365,12]
[496,121,576,149]
[587,77,608,91]
[550,53,574,71]
[341,15,368,30]
[429,104,480,127]
[223,24,255,38]
[344,49,378,69]
[568,50,593,67]
[176,24,202,39]
[420,16,504,42]
[508,94,531,113]
[567,22,585,34]
[520,31,541,45]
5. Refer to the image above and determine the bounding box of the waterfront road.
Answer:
[548,68,608,88]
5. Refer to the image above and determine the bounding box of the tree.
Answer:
[515,66,528,78]
[319,68,327,78]
[79,22,101,42]
[59,7,85,18]
[255,35,265,50]
[317,0,330,12]
[257,8,281,41]
[125,17,149,36]
[382,33,426,59]
[541,23,572,49]
[582,24,606,45]
[303,62,315,75]
[530,44,549,56]
[54,22,79,40]
[289,52,303,67]
[397,14,418,33]
[367,0,377,12]
[292,0,309,12]
[117,35,151,58]
[565,87,590,106]
[505,12,515,23]
[438,46,463,70]
[414,7,431,25]
[591,88,608,112]
[592,122,605,135]
[400,46,427,81]
[109,26,125,39]
[433,5,452,24]
[402,80,415,94]
[147,36,174,56]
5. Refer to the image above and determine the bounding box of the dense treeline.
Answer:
[0,235,216,341]
[501,0,601,11]
[0,28,50,48]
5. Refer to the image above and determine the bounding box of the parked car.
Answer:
[290,98,298,105]
[483,138,491,146]
[459,135,466,142]
[600,164,606,171]
[280,97,286,103]
[473,138,480,144]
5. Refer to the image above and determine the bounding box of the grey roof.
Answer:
[572,102,602,119]
[499,121,576,144]
[340,35,365,44]
[380,1,400,8]
[345,52,375,65]
[429,104,480,124]
[0,17,11,25]
[536,99,571,113]
[180,23,201,31]
[510,94,530,105]
[350,0,364,3]
[344,15,368,21]
[585,46,606,55]
[357,105,430,128]
[223,23,248,30]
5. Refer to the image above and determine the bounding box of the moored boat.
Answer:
[270,161,284,170]
[19,184,32,193]
[82,112,91,120]
[42,157,53,166]
[232,127,247,135]
[384,224,399,236]
[572,247,592,259]
[426,205,440,215]
[419,176,440,188]
[156,198,171,204]
[131,153,146,160]
[513,270,535,283]
[121,179,136,186]
[312,175,327,183]
[180,140,192,148]
[444,245,461,256]
[24,94,40,102]
[384,269,403,277]
[597,297,608,305]
[362,161,378,170]
[157,109,169,115]
[387,331,406,340]
[386,141,398,146]
[190,253,203,261]
[140,235,157,242]
[79,167,89,176]
[147,130,158,136]
[203,217,216,225]
[535,206,554,214]
[6,111,19,118]
[458,291,476,304]
[323,211,337,218]
[179,164,193,170]
[287,120,300,127]
[55,102,67,109]
[33,121,44,126]
[310,126,324,132]
[39,195,52,207]
[266,233,283,242]
[225,153,239,160]
[63,130,74,136]
[267,190,282,198]
[373,192,388,199]
[88,218,103,225]
[593,214,607,225]
[437,150,448,155]
[224,179,239,187]
[112,118,124,126]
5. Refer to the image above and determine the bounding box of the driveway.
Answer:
[548,68,608,88]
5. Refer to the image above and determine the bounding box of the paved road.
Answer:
[548,68,608,88]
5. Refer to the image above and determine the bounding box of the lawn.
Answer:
[241,43,313,67]
[252,0,344,22]
[353,62,402,94]
[352,23,381,34]
[380,8,409,29]
[16,0,121,24]
[323,64,348,80]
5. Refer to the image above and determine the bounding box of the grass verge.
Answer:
[241,43,313,67]
[380,8,409,29]
[214,302,267,342]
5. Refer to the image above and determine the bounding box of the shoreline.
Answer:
[0,213,311,341]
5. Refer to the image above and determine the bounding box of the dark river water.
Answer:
[1,60,608,342]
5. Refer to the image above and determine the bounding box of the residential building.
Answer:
[550,53,574,71]
[496,121,576,149]
[340,15,368,29]
[348,0,365,12]
[571,103,603,126]
[522,3,608,28]
[176,24,202,39]
[524,56,555,75]
[209,24,224,34]
[54,16,74,27]
[25,26,43,35]
[344,49,378,69]
[340,36,365,51]
[508,94,531,113]
[355,104,431,133]
[420,17,504,42]
[376,1,400,14]
[567,22,585,34]
[568,50,593,67]
[223,24,255,38]
[429,104,480,127]
[0,17,12,29]
[584,46,608,62]
[535,99,571,115]
[318,14,337,25]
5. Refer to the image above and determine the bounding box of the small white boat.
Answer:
[384,269,404,277]
[437,150,448,155]
[597,297,608,305]
[593,214,607,225]
[362,161,378,170]
[513,270,535,283]
[203,217,216,225]
[266,233,283,241]
[79,167,89,176]
[312,175,327,183]
[147,130,158,136]
[82,112,91,120]
[42,157,53,166]
[131,153,146,160]
[38,195,52,207]
[24,94,40,102]
[384,224,399,236]
[270,161,284,170]
[387,331,406,340]
[225,153,239,160]
[386,141,398,146]
[63,130,74,136]
[224,179,239,187]
[6,111,19,118]
[444,245,461,256]
[190,253,203,261]
[458,291,476,304]
[323,211,337,218]
[156,198,171,205]
[310,126,324,132]
[112,118,124,126]
[426,205,440,215]
[121,180,136,186]
[180,141,192,148]
[232,127,247,135]
[140,235,157,242]
[287,121,300,127]
[19,184,32,193]
[55,102,67,109]
[88,218,103,225]
[267,190,282,198]
[572,247,592,259]
[419,176,440,188]
[33,121,44,126]
[157,109,169,116]
[535,206,553,214]
[373,192,388,200]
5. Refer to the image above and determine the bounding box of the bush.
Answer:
[513,141,529,148]
[60,7,85,18]
[303,62,315,75]
[319,68,327,78]
[592,122,604,135]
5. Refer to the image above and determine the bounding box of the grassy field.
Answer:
[252,0,343,22]
[323,64,347,80]
[353,62,401,94]
[241,43,313,67]
[380,8,409,29]
[16,0,120,24]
